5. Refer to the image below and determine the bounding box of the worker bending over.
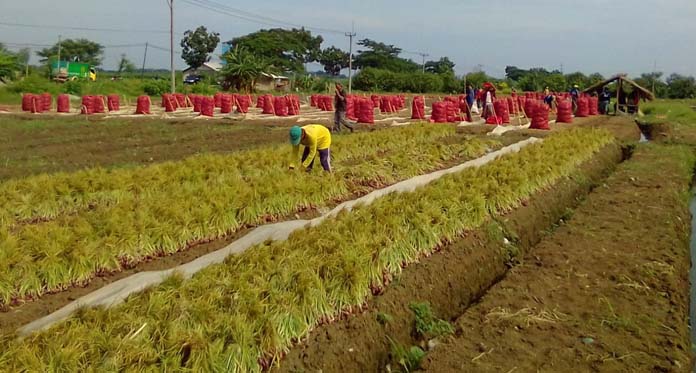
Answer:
[289,125,332,172]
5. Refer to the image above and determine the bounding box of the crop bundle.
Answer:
[0,129,614,372]
[0,125,498,308]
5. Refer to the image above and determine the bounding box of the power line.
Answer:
[0,20,176,34]
[181,0,347,35]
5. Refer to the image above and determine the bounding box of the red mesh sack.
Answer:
[322,96,333,111]
[236,95,250,113]
[494,100,510,124]
[346,95,357,120]
[107,94,120,111]
[214,93,223,108]
[163,94,177,112]
[287,95,300,116]
[411,96,425,120]
[357,98,374,124]
[30,95,43,113]
[256,95,265,108]
[310,94,318,107]
[370,95,380,108]
[81,95,95,115]
[22,94,34,111]
[93,96,106,114]
[431,102,448,123]
[57,94,70,113]
[273,96,288,116]
[41,93,52,111]
[220,94,233,114]
[576,97,589,117]
[530,102,550,130]
[507,97,517,115]
[588,97,599,115]
[262,95,275,114]
[200,96,214,117]
[135,96,151,115]
[174,93,186,109]
[556,99,573,123]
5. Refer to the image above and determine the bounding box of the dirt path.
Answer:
[421,144,694,372]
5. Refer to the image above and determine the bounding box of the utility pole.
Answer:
[652,59,657,94]
[168,0,175,93]
[57,35,62,77]
[141,42,149,78]
[418,52,429,74]
[345,22,356,94]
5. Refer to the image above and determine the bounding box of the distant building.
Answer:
[255,72,290,92]
[182,61,223,80]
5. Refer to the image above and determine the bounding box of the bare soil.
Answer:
[277,143,624,373]
[421,144,693,372]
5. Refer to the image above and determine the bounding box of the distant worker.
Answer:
[543,87,556,109]
[465,84,476,110]
[289,125,332,172]
[599,86,611,114]
[481,82,496,119]
[569,84,580,113]
[333,83,355,133]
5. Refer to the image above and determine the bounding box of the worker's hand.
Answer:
[288,165,295,171]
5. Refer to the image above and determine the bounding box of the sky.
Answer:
[1,0,695,78]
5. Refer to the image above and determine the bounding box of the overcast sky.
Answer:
[2,0,695,78]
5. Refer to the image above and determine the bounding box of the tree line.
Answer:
[1,26,695,98]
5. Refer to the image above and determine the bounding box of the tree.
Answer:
[181,26,220,69]
[465,70,492,89]
[425,57,455,75]
[0,44,20,81]
[117,54,137,74]
[666,73,696,99]
[319,46,349,76]
[220,47,274,92]
[354,38,419,73]
[564,71,588,88]
[635,72,667,98]
[37,38,104,66]
[505,66,527,81]
[230,28,323,73]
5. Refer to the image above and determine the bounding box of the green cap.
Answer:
[289,126,302,145]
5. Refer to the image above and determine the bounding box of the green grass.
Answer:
[0,128,614,372]
[641,100,696,126]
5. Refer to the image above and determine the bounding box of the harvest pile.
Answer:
[0,128,614,372]
[0,125,498,308]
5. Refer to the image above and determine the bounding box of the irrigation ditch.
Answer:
[277,140,628,372]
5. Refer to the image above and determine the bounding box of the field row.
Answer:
[0,125,499,307]
[0,128,615,371]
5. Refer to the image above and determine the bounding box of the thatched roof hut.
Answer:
[583,74,654,114]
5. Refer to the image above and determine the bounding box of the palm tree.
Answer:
[220,47,274,93]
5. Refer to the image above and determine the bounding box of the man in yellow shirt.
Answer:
[289,125,332,172]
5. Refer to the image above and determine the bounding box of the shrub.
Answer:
[141,79,169,96]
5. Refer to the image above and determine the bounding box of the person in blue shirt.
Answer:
[599,86,612,114]
[465,84,475,109]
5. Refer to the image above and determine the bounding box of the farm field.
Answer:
[1,97,694,372]
[0,127,616,371]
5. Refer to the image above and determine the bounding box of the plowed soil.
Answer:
[421,144,694,372]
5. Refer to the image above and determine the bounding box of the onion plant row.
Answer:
[0,125,499,307]
[0,128,615,371]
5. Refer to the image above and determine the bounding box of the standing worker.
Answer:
[569,84,580,113]
[289,125,332,172]
[599,86,611,114]
[465,84,476,112]
[333,83,355,133]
